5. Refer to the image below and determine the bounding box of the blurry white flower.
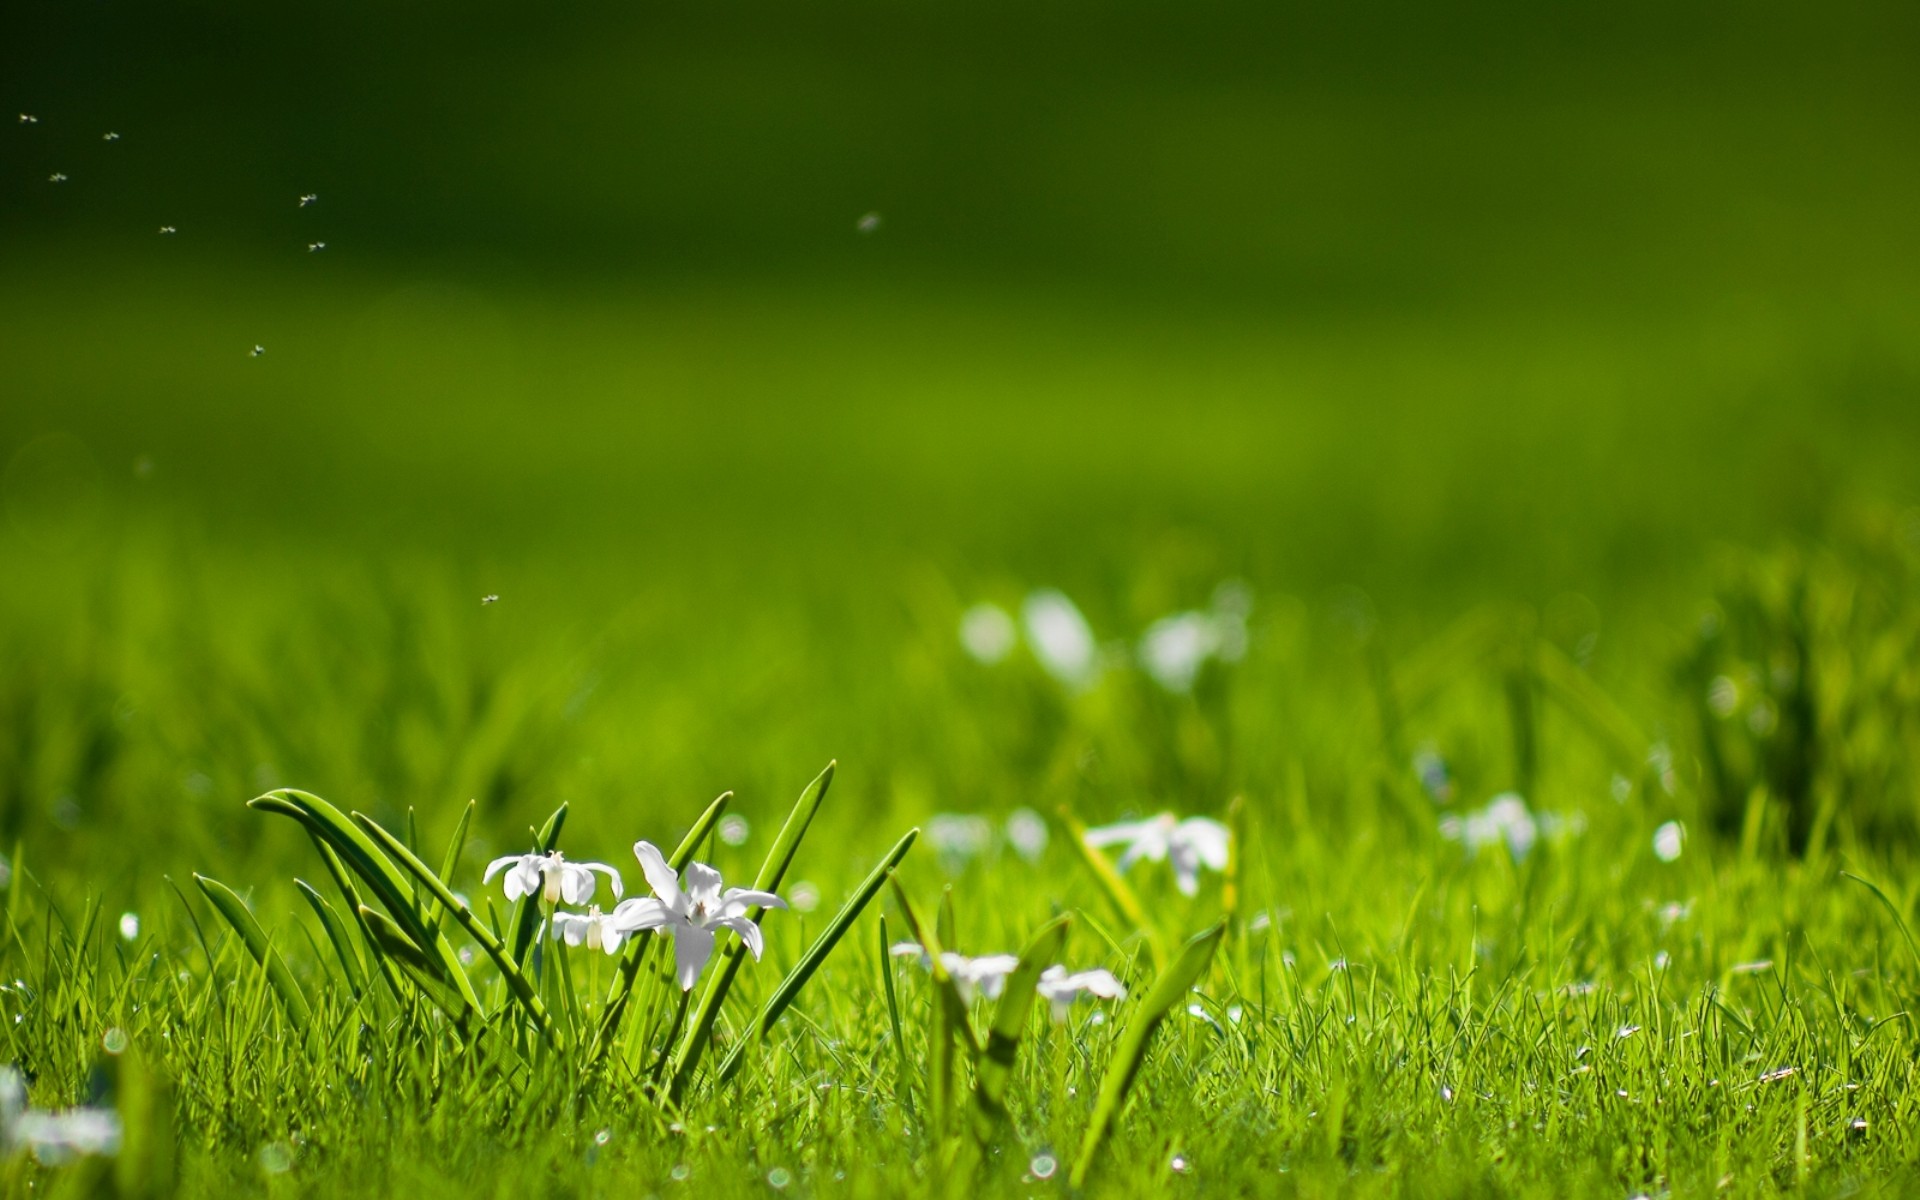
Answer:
[118,913,139,941]
[484,851,623,906]
[927,813,994,867]
[788,881,821,913]
[1082,812,1230,896]
[1439,793,1537,861]
[856,211,882,233]
[1138,612,1218,693]
[1035,966,1126,1020]
[610,841,784,990]
[890,943,1020,1001]
[1022,590,1098,689]
[719,814,751,846]
[0,1068,121,1164]
[959,603,1017,664]
[549,905,626,956]
[1652,821,1685,863]
[1004,808,1050,862]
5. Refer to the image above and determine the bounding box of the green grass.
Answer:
[8,2,1920,1191]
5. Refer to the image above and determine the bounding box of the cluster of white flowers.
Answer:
[1438,794,1585,862]
[890,945,1126,1021]
[926,807,1051,867]
[0,1068,121,1164]
[488,842,785,992]
[1082,812,1230,896]
[959,581,1251,695]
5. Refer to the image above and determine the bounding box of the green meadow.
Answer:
[5,1,1920,1195]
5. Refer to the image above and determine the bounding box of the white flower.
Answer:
[1138,612,1219,693]
[483,851,623,906]
[1022,590,1098,689]
[959,603,1017,664]
[1439,793,1537,861]
[609,841,785,990]
[889,943,1021,1001]
[1652,821,1685,863]
[1082,812,1230,896]
[1035,966,1126,1020]
[0,1068,120,1164]
[1004,807,1050,862]
[548,905,627,956]
[927,813,994,866]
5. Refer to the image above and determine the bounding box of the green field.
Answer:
[6,1,1920,1195]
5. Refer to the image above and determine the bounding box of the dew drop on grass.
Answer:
[766,1167,791,1189]
[102,1027,128,1054]
[1170,1154,1190,1174]
[719,815,750,846]
[595,1128,610,1145]
[789,881,820,912]
[670,1164,690,1181]
[1029,1153,1057,1179]
[258,1141,292,1174]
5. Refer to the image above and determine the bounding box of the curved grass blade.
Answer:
[250,789,475,1007]
[888,878,979,1140]
[714,827,919,1084]
[306,832,406,1010]
[1070,919,1226,1188]
[192,874,311,1036]
[295,880,367,999]
[1059,808,1166,971]
[591,790,732,1064]
[355,813,551,1035]
[358,905,476,1030]
[669,762,835,1101]
[974,912,1071,1123]
[423,799,474,942]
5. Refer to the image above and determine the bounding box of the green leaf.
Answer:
[1059,808,1166,971]
[423,799,474,943]
[714,827,919,1084]
[250,789,478,1010]
[669,761,835,1101]
[1071,920,1226,1188]
[358,905,476,1029]
[974,912,1071,1122]
[192,874,312,1036]
[354,812,551,1036]
[295,879,367,999]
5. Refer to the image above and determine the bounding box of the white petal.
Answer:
[506,859,543,901]
[587,861,625,899]
[553,913,586,947]
[722,887,786,915]
[716,915,765,960]
[1169,844,1202,897]
[607,897,671,933]
[682,861,724,908]
[560,864,598,906]
[483,855,525,884]
[632,841,682,906]
[674,924,716,991]
[1082,818,1155,849]
[601,925,626,955]
[1175,817,1231,869]
[1069,968,1127,1000]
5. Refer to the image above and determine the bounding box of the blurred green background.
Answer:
[4,0,1920,882]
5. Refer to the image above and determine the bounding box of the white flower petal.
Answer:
[607,897,672,933]
[1175,817,1231,870]
[673,924,716,991]
[682,861,724,908]
[721,887,786,916]
[632,841,682,907]
[716,915,765,960]
[483,855,525,884]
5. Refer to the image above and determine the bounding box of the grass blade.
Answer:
[1071,919,1226,1188]
[423,799,474,942]
[974,912,1071,1121]
[714,827,919,1083]
[358,906,477,1030]
[295,879,367,999]
[1059,807,1166,971]
[355,812,551,1035]
[192,874,312,1035]
[509,802,568,968]
[669,762,835,1100]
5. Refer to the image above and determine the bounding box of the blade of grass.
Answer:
[191,874,312,1036]
[358,906,477,1030]
[1071,920,1227,1188]
[295,880,367,1000]
[713,827,919,1083]
[973,912,1071,1123]
[1059,808,1166,971]
[423,800,474,942]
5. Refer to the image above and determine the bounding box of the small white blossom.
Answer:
[549,905,626,955]
[1138,612,1218,693]
[1439,793,1537,861]
[1082,812,1229,896]
[0,1069,120,1164]
[959,603,1017,664]
[1004,807,1050,862]
[927,813,993,866]
[1035,965,1126,1020]
[609,841,784,990]
[483,851,623,906]
[1652,821,1685,863]
[1022,590,1098,689]
[891,943,1022,1001]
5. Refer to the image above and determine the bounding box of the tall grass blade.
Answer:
[1059,808,1166,971]
[714,827,919,1083]
[358,905,476,1029]
[1070,920,1227,1188]
[191,874,312,1035]
[295,880,367,999]
[423,799,474,941]
[974,912,1071,1124]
